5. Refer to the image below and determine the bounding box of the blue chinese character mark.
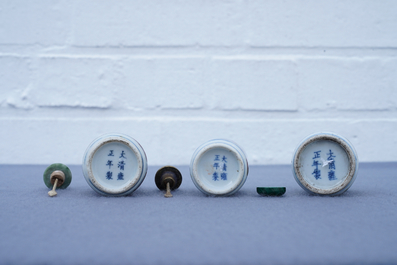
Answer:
[327,149,335,160]
[106,171,113,180]
[327,149,336,170]
[108,150,114,156]
[328,170,337,181]
[312,158,321,180]
[313,151,321,159]
[327,149,337,180]
[119,151,126,159]
[312,168,321,180]
[213,155,227,181]
[118,161,125,171]
[117,172,124,180]
[212,172,219,181]
[106,160,113,169]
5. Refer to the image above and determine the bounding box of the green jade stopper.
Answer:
[43,163,72,197]
[257,187,286,196]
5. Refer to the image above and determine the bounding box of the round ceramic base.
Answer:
[43,163,72,189]
[292,132,359,196]
[190,139,249,196]
[82,133,148,196]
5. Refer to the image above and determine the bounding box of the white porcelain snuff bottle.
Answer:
[82,133,148,196]
[190,139,249,196]
[292,132,359,196]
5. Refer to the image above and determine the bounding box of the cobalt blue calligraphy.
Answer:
[313,151,321,159]
[118,161,125,171]
[106,171,113,180]
[108,150,114,156]
[327,149,337,181]
[213,162,219,170]
[327,149,336,170]
[213,154,228,181]
[106,160,113,169]
[328,170,336,181]
[312,151,321,180]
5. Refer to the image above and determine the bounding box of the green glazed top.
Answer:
[43,163,72,189]
[257,187,286,196]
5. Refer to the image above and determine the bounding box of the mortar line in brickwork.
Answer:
[0,117,396,123]
[1,53,396,61]
[1,45,397,58]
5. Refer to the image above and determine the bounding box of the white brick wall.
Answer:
[1,1,396,165]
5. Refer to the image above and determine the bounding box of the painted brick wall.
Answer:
[1,0,396,165]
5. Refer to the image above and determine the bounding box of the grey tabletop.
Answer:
[1,163,396,265]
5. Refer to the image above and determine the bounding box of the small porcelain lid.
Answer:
[292,132,359,195]
[82,133,148,196]
[190,139,249,196]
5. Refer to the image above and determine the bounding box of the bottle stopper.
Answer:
[43,163,72,197]
[257,187,286,196]
[155,166,182,198]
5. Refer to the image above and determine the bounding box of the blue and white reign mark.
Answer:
[327,149,337,181]
[312,149,337,181]
[212,155,228,181]
[106,150,127,181]
[312,151,321,180]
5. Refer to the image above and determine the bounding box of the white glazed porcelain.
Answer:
[292,132,359,196]
[82,133,148,196]
[190,139,249,196]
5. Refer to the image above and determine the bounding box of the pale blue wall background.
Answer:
[0,0,396,165]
